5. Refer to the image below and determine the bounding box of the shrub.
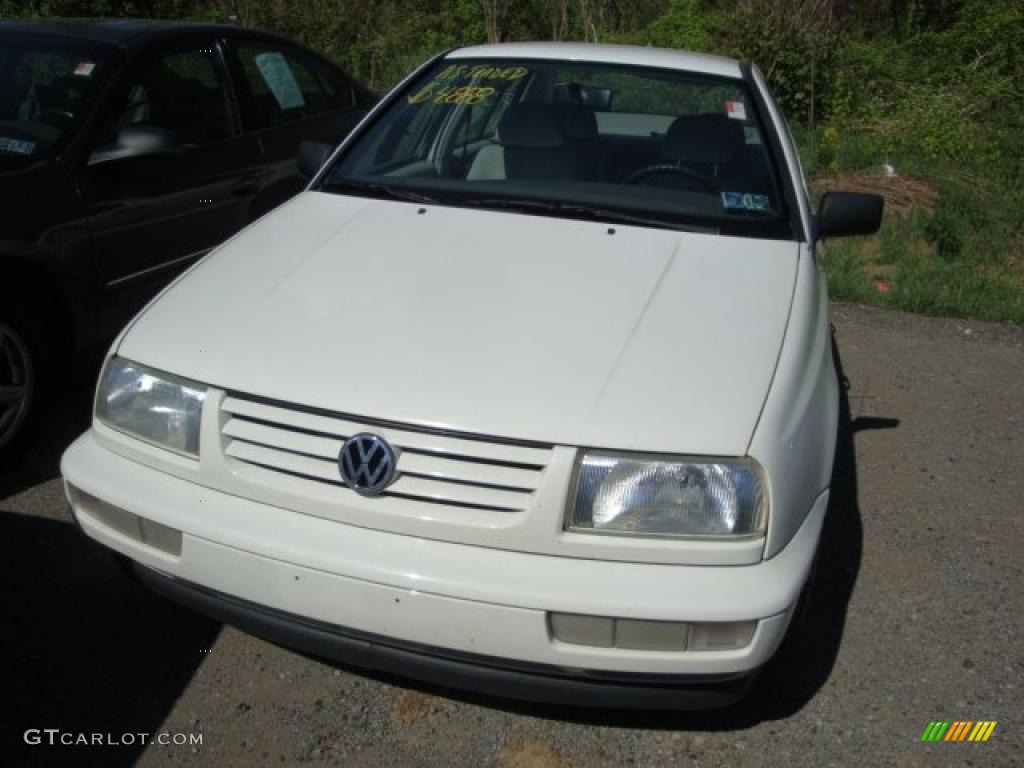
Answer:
[641,0,710,51]
[714,0,838,123]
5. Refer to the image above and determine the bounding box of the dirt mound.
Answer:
[812,171,939,213]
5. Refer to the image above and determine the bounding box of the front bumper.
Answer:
[135,565,754,708]
[62,430,827,708]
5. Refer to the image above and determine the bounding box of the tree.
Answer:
[481,0,511,42]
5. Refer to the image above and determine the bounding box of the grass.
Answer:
[825,232,1024,324]
[797,126,1024,325]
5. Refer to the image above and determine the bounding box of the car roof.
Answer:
[448,42,743,79]
[0,18,285,50]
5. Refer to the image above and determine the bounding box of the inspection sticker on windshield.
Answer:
[0,137,36,155]
[253,52,305,110]
[722,191,770,212]
[726,100,748,121]
[74,61,96,77]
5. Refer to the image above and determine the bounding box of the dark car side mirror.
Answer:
[88,125,183,166]
[298,141,333,179]
[816,191,884,240]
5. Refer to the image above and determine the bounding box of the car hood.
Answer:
[119,192,799,454]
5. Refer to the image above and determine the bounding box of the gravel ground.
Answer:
[1,302,1022,768]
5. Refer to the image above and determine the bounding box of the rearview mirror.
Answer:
[579,86,613,111]
[298,141,333,179]
[817,191,884,240]
[88,125,182,166]
[553,83,614,111]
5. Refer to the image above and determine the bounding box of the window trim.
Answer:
[214,37,245,136]
[740,62,808,243]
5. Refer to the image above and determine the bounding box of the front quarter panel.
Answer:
[749,242,838,558]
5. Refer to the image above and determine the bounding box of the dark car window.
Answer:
[234,42,339,129]
[308,57,357,108]
[107,47,233,147]
[0,32,116,165]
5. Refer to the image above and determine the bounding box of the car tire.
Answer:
[0,299,53,463]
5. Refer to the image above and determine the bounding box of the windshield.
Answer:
[0,33,117,167]
[324,57,795,239]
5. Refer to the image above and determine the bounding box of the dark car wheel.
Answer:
[0,301,52,462]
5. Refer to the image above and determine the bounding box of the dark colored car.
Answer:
[0,19,374,459]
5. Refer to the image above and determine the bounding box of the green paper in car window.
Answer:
[253,52,305,110]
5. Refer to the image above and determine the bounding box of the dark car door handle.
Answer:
[231,176,262,197]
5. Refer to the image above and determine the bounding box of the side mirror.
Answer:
[817,191,884,240]
[298,141,332,179]
[88,125,182,166]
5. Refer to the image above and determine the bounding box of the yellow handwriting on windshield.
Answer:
[436,64,528,81]
[407,64,526,105]
[408,84,497,106]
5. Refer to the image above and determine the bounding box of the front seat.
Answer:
[467,103,576,181]
[557,104,601,181]
[646,113,747,191]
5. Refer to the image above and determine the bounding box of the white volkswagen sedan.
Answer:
[62,43,881,708]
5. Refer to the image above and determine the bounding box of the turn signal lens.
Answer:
[549,613,756,652]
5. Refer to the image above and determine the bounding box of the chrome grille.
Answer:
[220,394,552,513]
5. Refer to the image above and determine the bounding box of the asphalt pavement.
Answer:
[1,303,1021,768]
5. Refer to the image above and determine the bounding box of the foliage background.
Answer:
[3,0,1022,322]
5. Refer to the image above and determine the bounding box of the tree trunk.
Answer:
[481,0,508,43]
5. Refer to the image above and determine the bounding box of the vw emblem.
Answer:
[338,433,397,496]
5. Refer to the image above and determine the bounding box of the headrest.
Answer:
[557,104,598,141]
[662,114,746,164]
[498,103,564,149]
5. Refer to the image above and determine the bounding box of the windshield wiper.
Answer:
[321,180,438,205]
[460,197,718,234]
[560,203,719,234]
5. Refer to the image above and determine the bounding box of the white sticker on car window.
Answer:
[74,61,96,77]
[0,136,36,155]
[726,100,747,121]
[253,52,306,110]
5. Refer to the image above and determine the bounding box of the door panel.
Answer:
[78,41,266,294]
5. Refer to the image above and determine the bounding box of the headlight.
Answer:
[567,452,766,537]
[95,357,206,457]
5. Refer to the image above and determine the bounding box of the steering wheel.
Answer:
[622,163,718,192]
